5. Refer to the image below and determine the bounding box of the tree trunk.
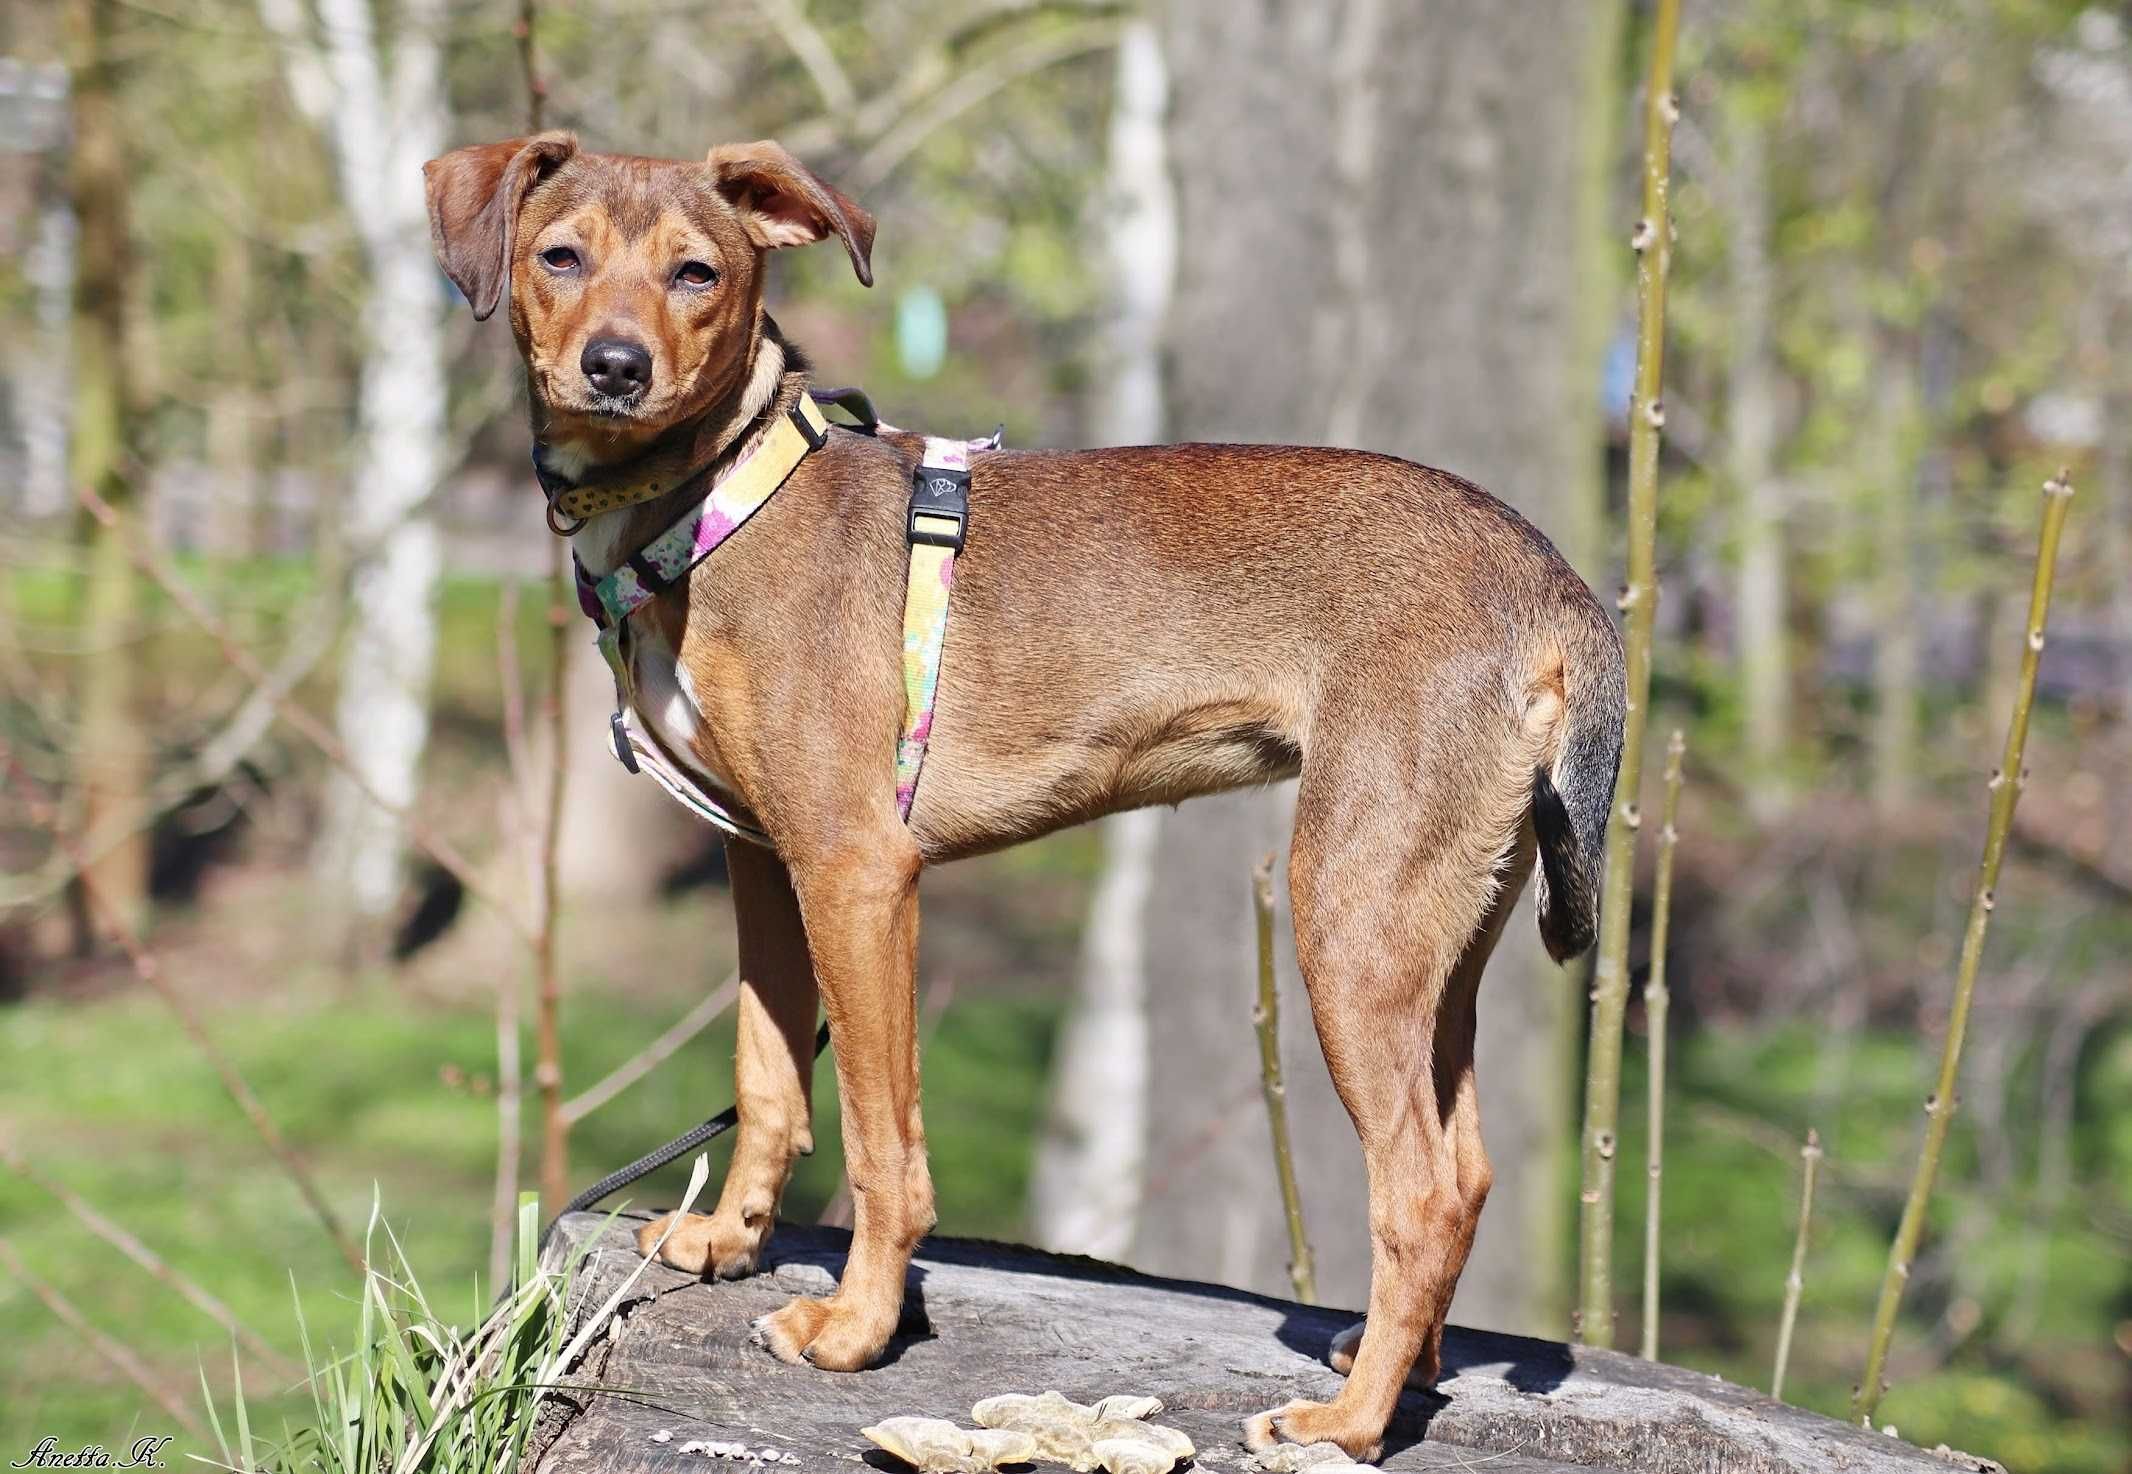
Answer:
[1031,18,1173,1259]
[1724,107,1789,812]
[314,234,448,921]
[260,0,452,925]
[540,1215,1996,1474]
[66,0,152,936]
[1060,0,1621,1336]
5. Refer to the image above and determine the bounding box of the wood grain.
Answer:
[533,1215,1995,1474]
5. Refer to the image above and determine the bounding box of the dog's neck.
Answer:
[547,320,809,576]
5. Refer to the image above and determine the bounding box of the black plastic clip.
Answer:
[610,709,640,772]
[908,464,969,552]
[789,403,829,452]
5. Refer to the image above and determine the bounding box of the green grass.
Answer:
[196,1194,611,1474]
[0,948,1065,1468]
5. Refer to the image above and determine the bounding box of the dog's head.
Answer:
[422,134,873,461]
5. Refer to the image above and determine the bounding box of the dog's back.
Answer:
[899,439,1623,942]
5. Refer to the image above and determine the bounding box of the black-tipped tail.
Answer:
[1533,630,1626,961]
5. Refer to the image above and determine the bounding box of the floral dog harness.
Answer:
[543,389,990,847]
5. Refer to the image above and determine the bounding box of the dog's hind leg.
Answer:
[750,833,933,1372]
[1323,828,1531,1387]
[639,841,821,1278]
[1245,685,1537,1462]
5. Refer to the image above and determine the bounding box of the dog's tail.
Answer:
[1530,610,1626,962]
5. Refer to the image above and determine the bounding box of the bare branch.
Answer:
[1772,1128,1823,1402]
[843,19,1122,195]
[755,0,855,120]
[0,1237,209,1441]
[0,1142,302,1386]
[1251,852,1314,1305]
[1,750,366,1277]
[1578,0,1683,1350]
[781,2,1126,164]
[561,975,740,1128]
[76,485,537,944]
[1641,730,1686,1360]
[0,582,338,914]
[1852,471,2078,1424]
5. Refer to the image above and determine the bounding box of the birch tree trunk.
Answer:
[260,0,450,925]
[1031,18,1173,1258]
[1047,0,1618,1337]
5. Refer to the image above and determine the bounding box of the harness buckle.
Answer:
[908,466,969,552]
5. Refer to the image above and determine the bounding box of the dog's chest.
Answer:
[622,615,743,801]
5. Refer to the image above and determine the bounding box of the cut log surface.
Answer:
[534,1214,2000,1474]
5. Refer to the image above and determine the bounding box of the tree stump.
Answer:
[532,1214,2001,1474]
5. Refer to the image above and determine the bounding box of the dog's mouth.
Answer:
[545,386,656,423]
[531,362,666,424]
[582,394,644,420]
[538,386,673,439]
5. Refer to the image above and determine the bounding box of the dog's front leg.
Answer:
[751,836,932,1371]
[638,840,820,1278]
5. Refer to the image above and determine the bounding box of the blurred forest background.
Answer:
[2,1,2129,1471]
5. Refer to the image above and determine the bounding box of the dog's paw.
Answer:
[635,1210,771,1279]
[1326,1320,1435,1390]
[1241,1400,1383,1465]
[749,1294,892,1372]
[1327,1322,1363,1377]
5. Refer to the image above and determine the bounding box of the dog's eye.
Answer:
[540,246,580,273]
[673,261,718,288]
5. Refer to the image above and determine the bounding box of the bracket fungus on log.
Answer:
[969,1392,1194,1474]
[861,1418,1041,1474]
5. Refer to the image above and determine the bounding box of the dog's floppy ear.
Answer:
[706,140,875,287]
[422,132,579,321]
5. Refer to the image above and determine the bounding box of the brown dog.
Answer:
[424,134,1624,1460]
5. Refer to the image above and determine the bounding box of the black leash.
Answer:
[538,1021,831,1253]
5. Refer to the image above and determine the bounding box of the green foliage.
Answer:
[1606,1023,2132,1474]
[0,952,1067,1463]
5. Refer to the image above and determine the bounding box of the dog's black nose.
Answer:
[581,338,653,400]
